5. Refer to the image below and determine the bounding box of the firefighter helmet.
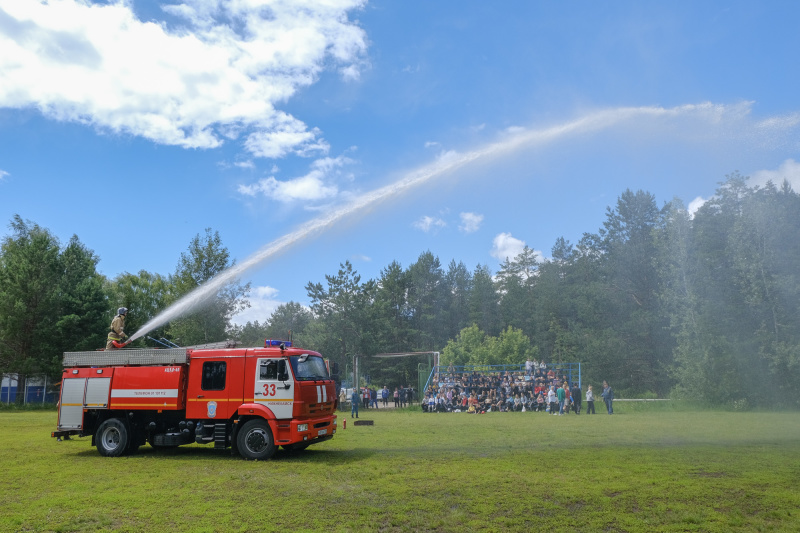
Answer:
[117,307,128,316]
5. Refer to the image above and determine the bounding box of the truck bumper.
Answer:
[275,414,337,446]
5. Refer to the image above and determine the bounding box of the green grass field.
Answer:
[2,405,799,532]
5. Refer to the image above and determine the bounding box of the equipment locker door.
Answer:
[58,378,86,430]
[254,358,294,419]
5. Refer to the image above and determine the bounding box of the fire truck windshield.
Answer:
[289,354,329,380]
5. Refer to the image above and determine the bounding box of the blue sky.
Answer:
[1,0,799,327]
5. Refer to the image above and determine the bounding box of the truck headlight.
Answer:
[297,423,308,432]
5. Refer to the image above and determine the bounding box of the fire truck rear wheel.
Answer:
[237,419,276,460]
[96,418,130,457]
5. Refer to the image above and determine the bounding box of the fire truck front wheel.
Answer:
[96,418,130,457]
[237,419,276,460]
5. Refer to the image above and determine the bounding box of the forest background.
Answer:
[1,174,798,408]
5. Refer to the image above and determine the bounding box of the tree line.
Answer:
[2,174,798,407]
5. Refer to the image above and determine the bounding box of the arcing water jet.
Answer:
[127,103,759,343]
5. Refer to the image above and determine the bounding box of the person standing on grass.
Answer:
[547,386,558,415]
[564,384,572,414]
[350,389,359,419]
[602,380,614,414]
[393,387,400,407]
[556,382,566,415]
[382,385,389,407]
[585,385,596,414]
[571,382,582,414]
[370,388,379,409]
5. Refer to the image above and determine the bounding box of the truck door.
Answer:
[254,358,294,419]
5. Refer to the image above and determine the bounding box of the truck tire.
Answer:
[96,418,130,457]
[236,419,276,460]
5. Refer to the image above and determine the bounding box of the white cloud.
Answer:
[340,64,362,82]
[237,155,353,202]
[244,120,327,159]
[751,159,800,190]
[0,0,367,158]
[491,232,526,262]
[436,149,460,163]
[230,285,283,327]
[234,160,255,170]
[413,215,446,233]
[238,174,338,202]
[459,212,483,233]
[530,249,546,263]
[687,196,707,217]
[0,169,8,181]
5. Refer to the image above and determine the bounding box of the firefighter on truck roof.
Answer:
[105,307,128,350]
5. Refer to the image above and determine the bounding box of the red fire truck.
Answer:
[52,340,337,460]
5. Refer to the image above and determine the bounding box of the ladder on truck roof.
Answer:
[63,348,189,367]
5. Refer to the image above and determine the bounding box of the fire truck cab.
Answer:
[53,341,337,460]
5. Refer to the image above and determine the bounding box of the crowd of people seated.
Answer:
[422,361,583,415]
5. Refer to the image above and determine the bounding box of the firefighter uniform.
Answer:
[105,309,128,350]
